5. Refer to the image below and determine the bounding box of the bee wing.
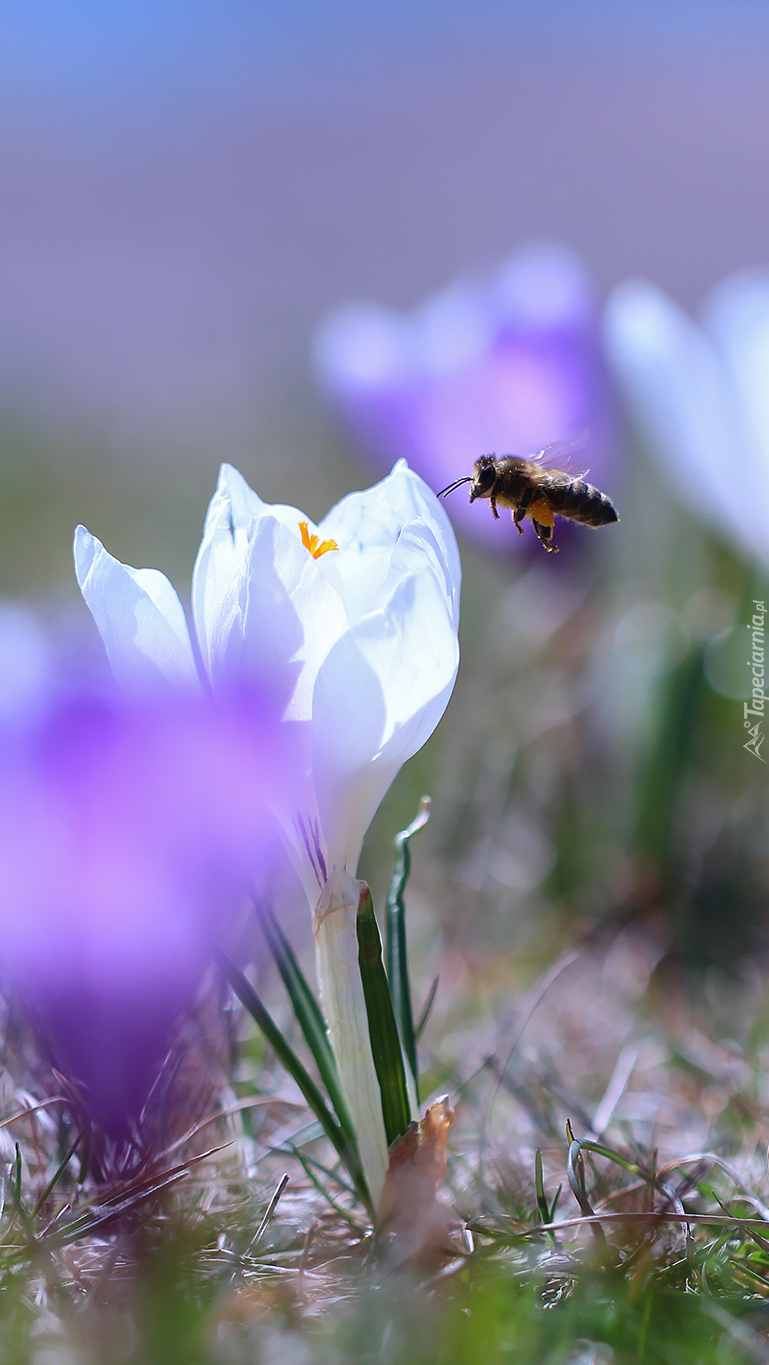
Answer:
[531,429,591,472]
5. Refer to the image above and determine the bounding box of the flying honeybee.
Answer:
[438,442,619,553]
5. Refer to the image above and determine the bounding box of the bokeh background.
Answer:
[2,0,769,1010]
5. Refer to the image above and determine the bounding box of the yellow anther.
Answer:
[299,520,339,559]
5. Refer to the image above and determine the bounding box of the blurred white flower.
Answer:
[74,460,461,905]
[604,270,769,566]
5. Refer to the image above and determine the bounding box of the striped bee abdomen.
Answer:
[544,477,619,528]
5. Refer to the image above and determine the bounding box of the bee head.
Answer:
[470,455,497,501]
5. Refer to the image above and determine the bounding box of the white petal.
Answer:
[318,460,461,627]
[311,536,459,872]
[603,281,761,555]
[380,516,459,630]
[192,463,310,678]
[366,523,460,755]
[703,270,769,489]
[238,518,349,721]
[314,545,397,629]
[210,516,349,898]
[74,526,199,690]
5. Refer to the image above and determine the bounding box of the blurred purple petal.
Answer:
[0,687,287,1137]
[314,243,618,549]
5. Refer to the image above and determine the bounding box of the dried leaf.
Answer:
[376,1096,458,1266]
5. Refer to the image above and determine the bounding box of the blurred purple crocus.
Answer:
[313,243,617,547]
[0,687,285,1138]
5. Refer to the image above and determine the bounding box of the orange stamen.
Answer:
[299,520,339,559]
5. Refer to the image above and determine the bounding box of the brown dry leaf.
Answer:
[376,1096,458,1267]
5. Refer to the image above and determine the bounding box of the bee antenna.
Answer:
[437,477,472,498]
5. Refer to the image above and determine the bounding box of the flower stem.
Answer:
[313,868,390,1209]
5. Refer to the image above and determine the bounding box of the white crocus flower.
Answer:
[74,459,461,1208]
[75,458,460,899]
[604,271,769,567]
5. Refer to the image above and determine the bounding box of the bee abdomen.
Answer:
[546,478,618,527]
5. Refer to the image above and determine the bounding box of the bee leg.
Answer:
[533,520,559,553]
[513,487,535,534]
[490,494,500,520]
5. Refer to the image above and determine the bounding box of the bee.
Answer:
[438,444,619,552]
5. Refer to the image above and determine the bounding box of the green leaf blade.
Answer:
[216,951,371,1212]
[385,796,430,1098]
[256,901,355,1144]
[357,885,412,1148]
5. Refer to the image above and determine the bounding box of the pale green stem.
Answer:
[313,866,389,1209]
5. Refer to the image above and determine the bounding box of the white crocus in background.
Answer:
[74,459,461,1207]
[604,270,769,568]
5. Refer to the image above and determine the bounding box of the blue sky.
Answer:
[4,1,769,117]
[3,0,769,435]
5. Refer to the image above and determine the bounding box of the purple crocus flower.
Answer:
[314,243,617,548]
[0,687,285,1138]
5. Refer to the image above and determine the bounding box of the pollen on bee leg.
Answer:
[530,497,554,527]
[299,520,339,559]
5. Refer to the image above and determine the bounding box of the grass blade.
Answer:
[385,796,431,1096]
[357,885,412,1147]
[285,1147,365,1231]
[256,900,355,1143]
[246,1173,290,1253]
[8,1143,33,1239]
[414,976,440,1043]
[216,951,371,1212]
[534,1148,560,1248]
[31,1127,84,1219]
[566,1123,608,1250]
[534,1149,549,1224]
